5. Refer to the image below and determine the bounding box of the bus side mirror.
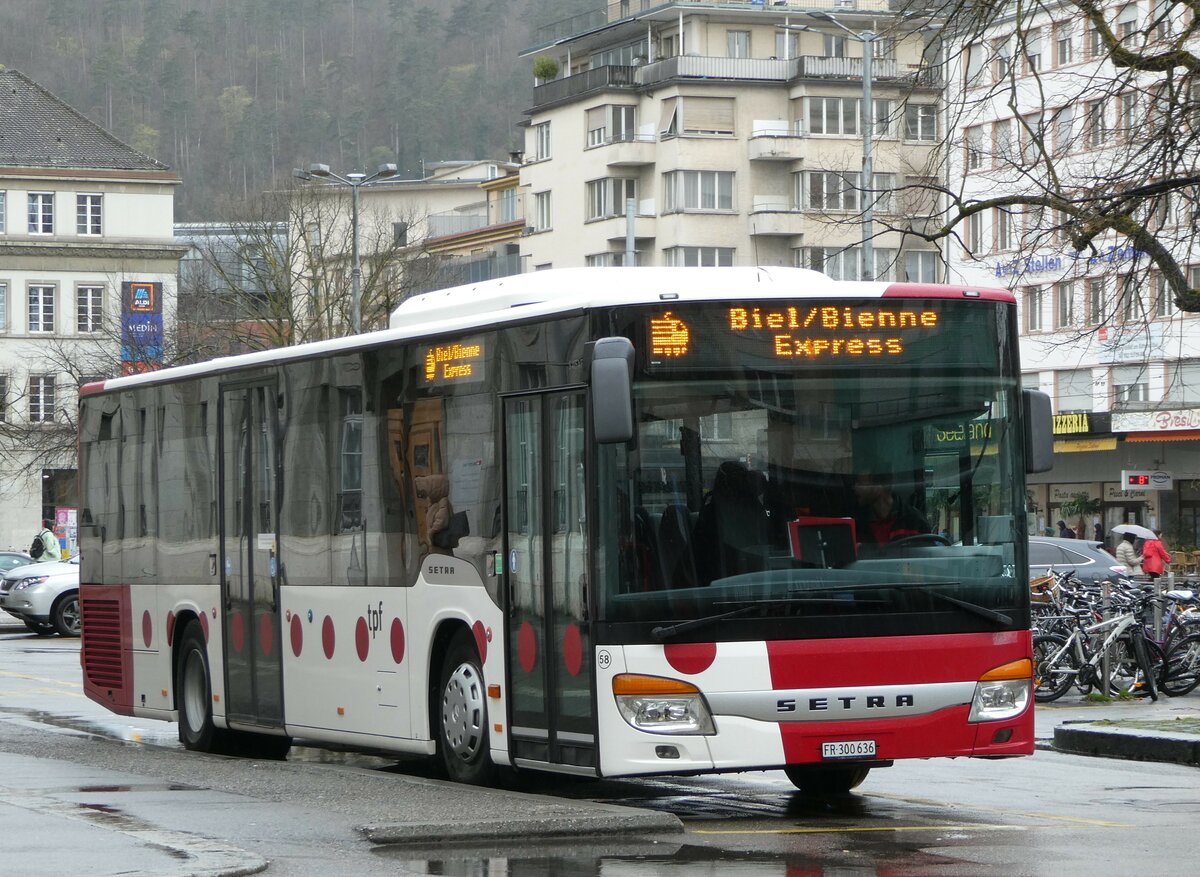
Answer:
[590,337,634,444]
[1022,389,1053,474]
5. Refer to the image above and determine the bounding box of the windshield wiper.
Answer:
[651,603,763,641]
[914,586,1013,628]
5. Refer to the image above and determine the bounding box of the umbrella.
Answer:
[1111,523,1156,540]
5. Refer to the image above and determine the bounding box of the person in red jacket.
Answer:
[1142,531,1172,580]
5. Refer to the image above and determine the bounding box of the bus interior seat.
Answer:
[633,507,663,591]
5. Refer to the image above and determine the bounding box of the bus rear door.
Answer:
[503,390,596,774]
[219,381,284,731]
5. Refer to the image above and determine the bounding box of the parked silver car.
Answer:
[1028,536,1128,585]
[0,555,80,636]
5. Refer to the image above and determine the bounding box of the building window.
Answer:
[531,122,551,161]
[1154,274,1178,317]
[1086,276,1107,324]
[586,251,639,267]
[1117,5,1138,43]
[1118,274,1144,321]
[1117,92,1138,140]
[1058,369,1095,412]
[532,191,552,231]
[966,125,985,170]
[1024,286,1044,332]
[994,208,1014,251]
[681,96,735,135]
[586,178,637,220]
[823,34,846,58]
[993,37,1013,79]
[965,212,984,253]
[76,194,102,235]
[1053,106,1075,155]
[965,42,984,85]
[28,193,53,234]
[1055,23,1074,66]
[663,170,734,212]
[77,285,103,333]
[905,250,940,283]
[1055,280,1076,327]
[665,246,734,267]
[1166,362,1200,403]
[1023,29,1042,73]
[904,104,938,141]
[726,30,750,58]
[0,282,6,331]
[775,31,799,60]
[1084,99,1107,149]
[586,104,636,146]
[1084,20,1104,58]
[1112,365,1149,404]
[800,247,896,282]
[0,375,7,423]
[28,284,54,332]
[993,119,1014,163]
[29,375,55,423]
[0,190,5,233]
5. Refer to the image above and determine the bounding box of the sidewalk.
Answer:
[1037,693,1200,767]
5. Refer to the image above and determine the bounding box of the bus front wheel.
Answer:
[784,764,871,795]
[436,631,494,785]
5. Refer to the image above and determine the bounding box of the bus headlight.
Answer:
[612,674,716,735]
[969,658,1032,722]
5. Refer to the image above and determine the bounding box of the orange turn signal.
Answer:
[487,684,501,699]
[612,674,701,696]
[980,658,1032,682]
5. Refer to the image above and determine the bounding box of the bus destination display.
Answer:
[643,300,991,372]
[422,338,485,386]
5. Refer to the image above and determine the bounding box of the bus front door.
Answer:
[503,391,596,773]
[219,382,284,730]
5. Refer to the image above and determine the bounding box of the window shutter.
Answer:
[586,106,607,131]
[683,97,734,134]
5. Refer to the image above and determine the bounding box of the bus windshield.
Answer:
[596,299,1026,637]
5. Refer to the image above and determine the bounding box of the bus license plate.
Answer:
[821,740,876,760]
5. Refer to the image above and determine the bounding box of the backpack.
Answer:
[30,534,45,559]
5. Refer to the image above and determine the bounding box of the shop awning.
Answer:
[1124,430,1200,443]
[1054,438,1116,453]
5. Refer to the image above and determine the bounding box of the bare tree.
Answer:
[882,0,1200,314]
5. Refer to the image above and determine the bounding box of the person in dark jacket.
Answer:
[853,473,930,546]
[1056,520,1075,538]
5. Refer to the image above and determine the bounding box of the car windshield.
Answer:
[595,301,1027,637]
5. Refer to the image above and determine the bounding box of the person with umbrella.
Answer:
[1142,530,1172,580]
[1112,523,1155,576]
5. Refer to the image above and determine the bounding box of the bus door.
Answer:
[503,390,595,773]
[218,381,284,729]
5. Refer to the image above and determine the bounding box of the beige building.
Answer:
[0,69,184,552]
[518,1,942,280]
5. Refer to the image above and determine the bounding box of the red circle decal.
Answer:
[290,614,303,657]
[260,614,274,657]
[355,617,369,662]
[230,611,245,654]
[663,642,717,675]
[563,623,583,678]
[517,621,537,673]
[166,611,176,647]
[472,620,488,664]
[142,611,153,648]
[390,618,405,664]
[322,615,335,659]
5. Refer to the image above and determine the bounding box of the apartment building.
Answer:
[518,1,943,280]
[0,69,184,552]
[943,2,1200,544]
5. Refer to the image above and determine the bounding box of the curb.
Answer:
[361,810,685,846]
[1053,724,1200,766]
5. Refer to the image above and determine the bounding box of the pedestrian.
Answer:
[1056,519,1075,538]
[1115,531,1143,576]
[1142,530,1172,580]
[1093,521,1103,543]
[32,519,61,562]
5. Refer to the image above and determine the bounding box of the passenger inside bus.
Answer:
[693,461,774,584]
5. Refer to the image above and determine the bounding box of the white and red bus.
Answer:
[79,267,1052,792]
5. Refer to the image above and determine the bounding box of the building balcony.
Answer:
[532,65,638,108]
[749,198,804,236]
[591,209,657,242]
[600,134,657,167]
[749,121,805,161]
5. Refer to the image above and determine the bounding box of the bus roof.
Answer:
[82,267,1014,396]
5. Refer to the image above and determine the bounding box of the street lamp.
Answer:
[810,11,876,282]
[293,162,398,334]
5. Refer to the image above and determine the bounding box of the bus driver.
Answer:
[853,472,930,545]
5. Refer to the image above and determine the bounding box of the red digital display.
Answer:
[1126,474,1151,486]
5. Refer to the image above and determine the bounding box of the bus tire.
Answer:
[436,630,494,785]
[176,621,223,752]
[784,764,870,795]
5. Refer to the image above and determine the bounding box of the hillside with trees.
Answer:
[0,0,593,217]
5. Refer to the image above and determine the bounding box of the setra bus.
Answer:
[78,267,1053,792]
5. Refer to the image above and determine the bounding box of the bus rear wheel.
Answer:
[176,621,224,752]
[784,764,871,795]
[436,631,494,785]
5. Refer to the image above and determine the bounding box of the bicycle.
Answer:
[1033,594,1163,703]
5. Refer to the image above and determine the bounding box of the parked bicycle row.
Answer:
[1030,570,1200,702]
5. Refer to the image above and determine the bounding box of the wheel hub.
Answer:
[442,663,484,761]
